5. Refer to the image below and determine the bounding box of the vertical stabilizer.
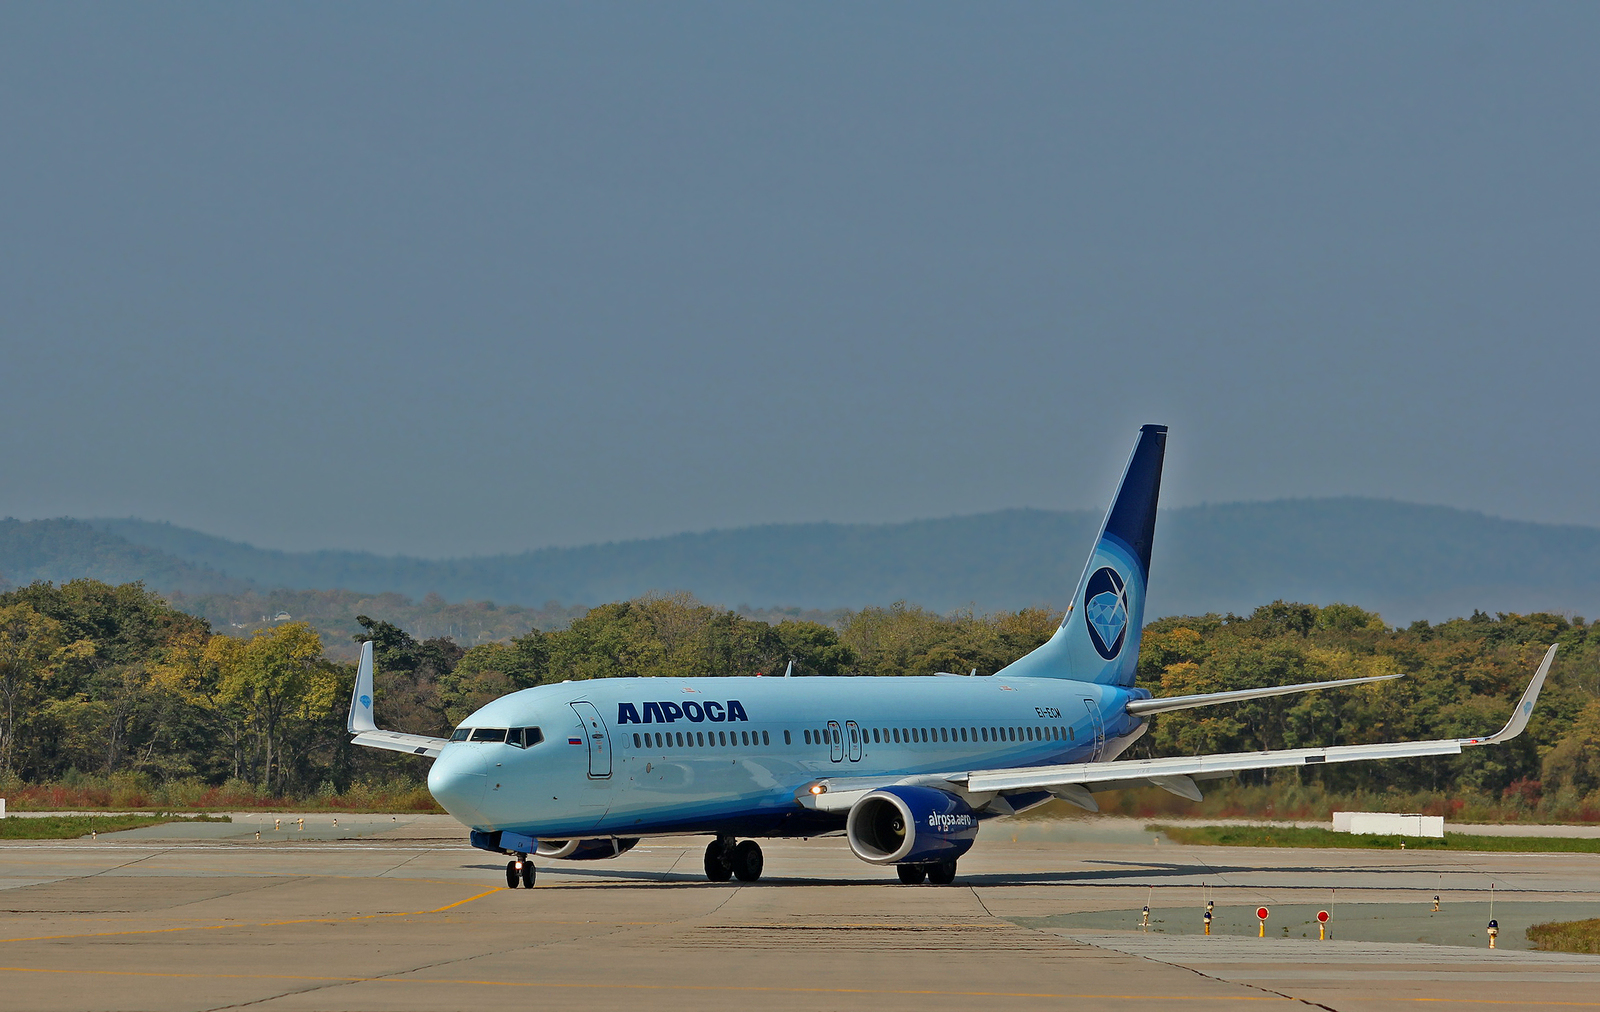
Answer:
[995,425,1167,686]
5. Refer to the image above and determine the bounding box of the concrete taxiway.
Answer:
[2,815,1599,1011]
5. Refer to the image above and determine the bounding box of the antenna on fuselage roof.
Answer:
[784,660,794,677]
[970,668,977,677]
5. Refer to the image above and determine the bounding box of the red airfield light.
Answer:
[1256,907,1269,920]
[1316,910,1330,923]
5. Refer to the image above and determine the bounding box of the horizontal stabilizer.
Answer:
[1125,672,1404,716]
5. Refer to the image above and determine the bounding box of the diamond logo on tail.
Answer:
[359,695,372,708]
[1082,567,1129,660]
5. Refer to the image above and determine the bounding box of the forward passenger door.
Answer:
[570,701,612,778]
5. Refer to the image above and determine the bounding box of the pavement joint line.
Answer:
[7,963,1600,1004]
[0,965,1299,1000]
[0,886,504,944]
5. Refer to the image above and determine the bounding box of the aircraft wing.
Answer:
[350,729,446,758]
[346,640,448,758]
[800,643,1556,814]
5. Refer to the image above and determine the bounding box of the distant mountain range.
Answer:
[2,498,1598,624]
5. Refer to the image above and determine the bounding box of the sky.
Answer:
[2,3,1598,557]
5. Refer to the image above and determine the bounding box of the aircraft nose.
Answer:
[428,746,488,823]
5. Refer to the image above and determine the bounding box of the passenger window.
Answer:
[1069,726,1075,740]
[804,729,812,744]
[960,728,968,742]
[871,728,879,743]
[979,727,987,742]
[940,728,948,742]
[677,732,686,747]
[784,729,791,744]
[632,733,641,748]
[762,731,770,745]
[471,728,507,742]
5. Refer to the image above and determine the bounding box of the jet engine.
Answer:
[470,830,638,860]
[846,786,978,865]
[535,837,640,861]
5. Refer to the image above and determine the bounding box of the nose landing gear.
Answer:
[505,855,536,888]
[704,837,764,882]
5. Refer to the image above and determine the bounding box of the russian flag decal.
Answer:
[568,737,584,745]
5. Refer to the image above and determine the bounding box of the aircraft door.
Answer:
[827,720,844,763]
[846,720,863,762]
[1083,698,1106,762]
[570,701,612,779]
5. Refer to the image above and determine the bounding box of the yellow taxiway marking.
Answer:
[0,887,505,944]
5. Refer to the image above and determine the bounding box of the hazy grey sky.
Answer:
[3,4,1597,556]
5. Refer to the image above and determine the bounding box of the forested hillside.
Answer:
[1,499,1592,623]
[2,580,1598,821]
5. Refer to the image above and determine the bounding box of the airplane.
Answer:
[346,424,1558,888]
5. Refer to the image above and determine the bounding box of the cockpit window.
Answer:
[507,727,544,748]
[453,726,542,746]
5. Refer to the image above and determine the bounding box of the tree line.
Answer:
[2,580,1598,817]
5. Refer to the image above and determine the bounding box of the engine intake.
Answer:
[846,786,978,865]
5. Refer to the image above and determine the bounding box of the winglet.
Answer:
[1468,643,1557,746]
[348,640,378,734]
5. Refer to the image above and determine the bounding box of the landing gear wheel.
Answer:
[505,861,520,888]
[927,859,957,885]
[896,864,927,885]
[731,840,764,882]
[704,839,734,882]
[520,861,536,889]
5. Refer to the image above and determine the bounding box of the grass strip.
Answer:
[1527,918,1600,954]
[0,814,231,840]
[1148,823,1600,853]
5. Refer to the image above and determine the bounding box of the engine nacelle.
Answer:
[846,786,978,865]
[535,837,640,861]
[469,830,638,861]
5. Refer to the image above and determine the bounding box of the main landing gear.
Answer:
[704,837,764,883]
[896,858,957,885]
[505,855,536,889]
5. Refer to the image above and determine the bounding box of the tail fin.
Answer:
[995,424,1167,686]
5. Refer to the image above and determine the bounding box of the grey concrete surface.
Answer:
[2,817,1599,1011]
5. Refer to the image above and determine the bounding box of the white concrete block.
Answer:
[1332,811,1444,837]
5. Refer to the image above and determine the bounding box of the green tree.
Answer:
[208,623,338,792]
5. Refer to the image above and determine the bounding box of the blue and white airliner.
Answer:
[348,425,1556,887]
